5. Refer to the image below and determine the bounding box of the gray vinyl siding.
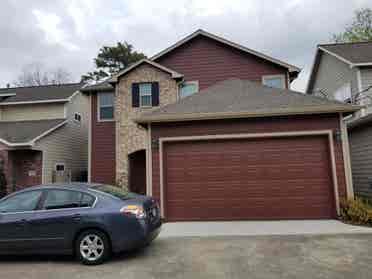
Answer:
[311,52,358,99]
[358,67,372,115]
[360,67,372,91]
[0,103,65,121]
[33,92,89,183]
[349,125,372,200]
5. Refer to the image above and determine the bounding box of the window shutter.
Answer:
[132,83,139,107]
[152,82,159,106]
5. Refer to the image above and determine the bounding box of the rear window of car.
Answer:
[92,185,137,200]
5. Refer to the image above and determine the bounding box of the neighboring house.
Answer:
[306,42,372,201]
[0,83,89,193]
[348,115,372,200]
[306,42,372,116]
[83,29,359,221]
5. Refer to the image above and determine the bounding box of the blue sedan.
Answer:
[0,183,161,265]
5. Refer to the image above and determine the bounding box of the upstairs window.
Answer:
[179,81,199,99]
[132,82,159,108]
[262,75,286,89]
[334,83,352,103]
[139,83,152,107]
[98,92,114,121]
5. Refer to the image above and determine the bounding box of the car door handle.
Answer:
[15,219,28,226]
[72,214,81,221]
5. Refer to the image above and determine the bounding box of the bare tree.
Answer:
[13,62,72,87]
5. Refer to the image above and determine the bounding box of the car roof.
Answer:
[17,183,105,193]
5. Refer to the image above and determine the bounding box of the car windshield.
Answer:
[92,185,137,200]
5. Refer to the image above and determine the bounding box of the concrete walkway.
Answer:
[159,220,372,238]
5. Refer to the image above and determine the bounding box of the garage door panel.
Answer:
[164,136,335,221]
[166,181,334,199]
[166,168,332,185]
[167,148,328,165]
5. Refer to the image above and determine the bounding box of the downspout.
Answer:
[339,112,354,199]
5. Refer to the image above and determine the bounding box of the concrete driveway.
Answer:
[1,233,372,279]
[160,220,372,237]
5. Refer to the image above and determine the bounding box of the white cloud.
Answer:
[1,0,371,90]
[32,9,79,51]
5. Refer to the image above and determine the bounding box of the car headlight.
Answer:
[120,205,146,219]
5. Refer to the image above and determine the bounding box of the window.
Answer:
[132,82,159,107]
[80,194,96,207]
[139,83,152,107]
[0,190,43,213]
[334,83,352,103]
[262,75,286,89]
[179,81,199,99]
[92,184,137,200]
[74,113,82,123]
[42,190,88,210]
[55,163,65,172]
[98,92,114,121]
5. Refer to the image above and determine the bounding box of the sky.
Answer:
[0,0,371,92]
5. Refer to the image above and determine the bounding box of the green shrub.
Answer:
[340,198,372,226]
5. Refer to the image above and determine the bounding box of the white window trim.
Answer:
[139,83,153,108]
[178,80,199,99]
[54,163,65,172]
[97,92,115,122]
[73,112,82,123]
[262,74,286,89]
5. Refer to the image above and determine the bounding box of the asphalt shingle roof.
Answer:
[0,83,83,104]
[136,79,360,123]
[320,41,372,64]
[80,80,114,92]
[0,119,66,144]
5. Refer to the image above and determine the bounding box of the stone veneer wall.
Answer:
[115,63,178,187]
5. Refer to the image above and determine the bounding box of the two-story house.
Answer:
[306,42,372,114]
[0,83,89,193]
[306,42,372,200]
[83,29,358,221]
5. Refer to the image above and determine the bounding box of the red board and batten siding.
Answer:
[89,35,292,184]
[90,94,116,185]
[154,36,289,90]
[150,114,347,220]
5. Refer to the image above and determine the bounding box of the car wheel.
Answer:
[76,229,111,265]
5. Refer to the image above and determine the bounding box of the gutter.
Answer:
[135,106,361,124]
[0,99,69,106]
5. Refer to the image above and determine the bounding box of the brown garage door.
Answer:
[163,136,336,221]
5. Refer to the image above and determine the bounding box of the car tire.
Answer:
[75,229,111,265]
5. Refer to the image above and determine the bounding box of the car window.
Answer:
[93,184,137,200]
[0,190,43,213]
[43,190,83,210]
[80,194,95,207]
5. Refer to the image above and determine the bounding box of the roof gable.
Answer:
[151,29,301,74]
[306,42,372,94]
[109,59,183,83]
[319,41,372,65]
